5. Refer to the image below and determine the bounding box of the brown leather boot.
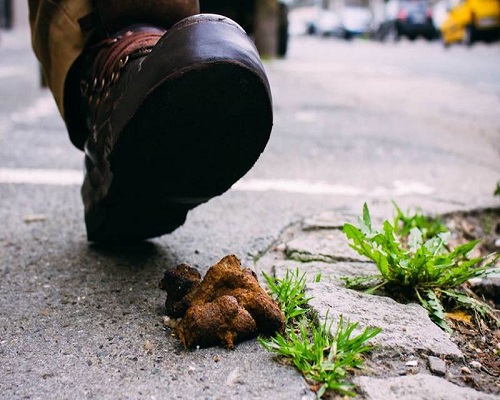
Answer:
[64,14,273,242]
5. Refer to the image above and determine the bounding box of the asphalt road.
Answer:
[1,29,499,399]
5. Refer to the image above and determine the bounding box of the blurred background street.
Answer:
[1,1,499,398]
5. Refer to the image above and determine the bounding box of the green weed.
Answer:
[342,203,499,332]
[392,201,448,241]
[260,270,381,398]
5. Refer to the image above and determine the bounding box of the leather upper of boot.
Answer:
[63,0,200,150]
[64,26,166,151]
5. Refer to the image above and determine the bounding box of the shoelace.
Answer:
[80,27,165,106]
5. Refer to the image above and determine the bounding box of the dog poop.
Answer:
[159,254,285,349]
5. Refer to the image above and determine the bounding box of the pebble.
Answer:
[406,360,418,367]
[274,243,286,252]
[427,356,446,376]
[461,367,471,374]
[23,214,47,223]
[163,316,180,329]
[470,361,482,369]
[225,368,244,386]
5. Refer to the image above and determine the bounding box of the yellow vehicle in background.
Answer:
[441,0,500,45]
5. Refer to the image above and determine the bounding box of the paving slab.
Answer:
[305,282,462,358]
[355,374,499,400]
[285,230,371,263]
[273,260,380,282]
[302,211,360,230]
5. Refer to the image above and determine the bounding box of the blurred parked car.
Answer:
[374,0,437,41]
[372,0,399,41]
[0,0,12,29]
[441,0,500,46]
[307,9,342,36]
[307,5,373,39]
[340,5,374,39]
[432,0,450,33]
[395,0,438,40]
[288,6,317,36]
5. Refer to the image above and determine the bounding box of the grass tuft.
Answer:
[260,270,380,398]
[262,269,311,324]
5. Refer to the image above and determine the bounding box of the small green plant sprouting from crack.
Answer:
[262,269,312,324]
[342,203,499,333]
[392,201,448,241]
[260,269,381,398]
